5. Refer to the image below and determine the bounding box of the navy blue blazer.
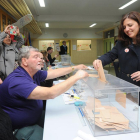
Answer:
[59,45,67,55]
[99,40,140,86]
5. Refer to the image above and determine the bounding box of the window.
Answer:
[77,40,91,51]
[7,18,11,25]
[2,14,6,31]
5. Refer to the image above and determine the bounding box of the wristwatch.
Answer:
[71,66,75,72]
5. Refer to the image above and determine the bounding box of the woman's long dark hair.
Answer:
[0,43,4,56]
[0,35,13,55]
[118,11,140,46]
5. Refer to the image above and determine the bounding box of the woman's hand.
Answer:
[131,71,140,82]
[4,25,11,34]
[93,59,101,70]
[16,27,20,36]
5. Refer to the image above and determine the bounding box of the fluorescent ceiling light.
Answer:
[38,0,45,7]
[45,23,49,27]
[89,23,96,27]
[119,0,137,9]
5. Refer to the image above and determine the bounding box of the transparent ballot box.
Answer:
[87,66,108,74]
[74,74,139,137]
[73,69,108,76]
[85,69,108,75]
[61,55,71,66]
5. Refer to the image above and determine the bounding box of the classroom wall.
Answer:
[31,28,104,64]
[71,39,103,64]
[97,39,104,57]
[31,28,103,39]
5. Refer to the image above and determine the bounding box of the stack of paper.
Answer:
[84,97,130,131]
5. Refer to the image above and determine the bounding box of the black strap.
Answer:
[2,46,7,79]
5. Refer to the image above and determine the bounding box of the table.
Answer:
[43,86,140,140]
[43,95,92,140]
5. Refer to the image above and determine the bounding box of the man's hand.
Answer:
[74,64,88,70]
[75,70,89,80]
[54,54,59,58]
[0,78,3,84]
[93,59,101,70]
[131,71,140,82]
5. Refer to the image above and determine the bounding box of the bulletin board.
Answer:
[39,40,54,51]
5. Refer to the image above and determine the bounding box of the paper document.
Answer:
[87,66,94,70]
[62,89,80,104]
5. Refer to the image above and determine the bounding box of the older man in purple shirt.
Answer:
[0,46,88,137]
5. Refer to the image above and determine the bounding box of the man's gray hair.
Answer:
[18,46,39,66]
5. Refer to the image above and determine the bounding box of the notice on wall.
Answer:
[55,43,60,52]
[73,45,76,50]
[39,40,54,51]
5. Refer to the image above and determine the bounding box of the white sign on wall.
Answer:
[73,45,76,50]
[55,43,60,52]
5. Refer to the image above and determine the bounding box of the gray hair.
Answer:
[18,46,39,66]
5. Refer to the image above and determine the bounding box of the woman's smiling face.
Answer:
[3,35,11,45]
[123,18,140,41]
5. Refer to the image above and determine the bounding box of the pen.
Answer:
[78,107,84,117]
[70,95,80,99]
[73,89,77,93]
[65,93,70,95]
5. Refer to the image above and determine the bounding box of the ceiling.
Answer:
[24,0,140,30]
[0,0,42,34]
[1,0,140,34]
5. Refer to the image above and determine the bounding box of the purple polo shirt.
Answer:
[0,66,47,129]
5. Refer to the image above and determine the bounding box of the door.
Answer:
[104,38,114,70]
[104,37,114,53]
[59,40,71,56]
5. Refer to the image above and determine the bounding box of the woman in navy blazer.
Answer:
[93,11,140,104]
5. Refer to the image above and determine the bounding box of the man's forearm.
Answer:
[47,75,78,99]
[28,75,78,100]
[46,66,75,80]
[50,57,56,64]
